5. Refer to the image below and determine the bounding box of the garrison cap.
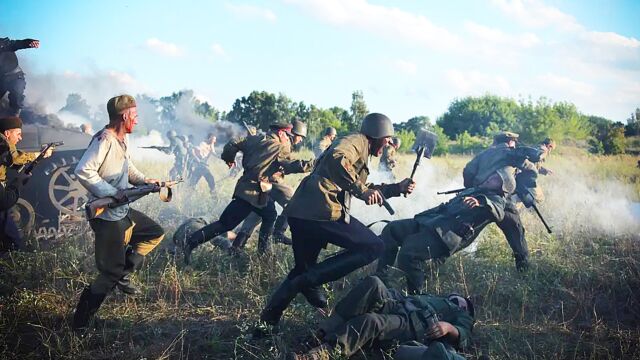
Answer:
[107,94,136,118]
[269,121,293,135]
[493,131,519,144]
[0,116,23,131]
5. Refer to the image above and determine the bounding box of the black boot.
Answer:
[260,277,300,326]
[231,231,249,250]
[272,216,291,245]
[257,231,273,255]
[72,286,107,331]
[183,222,226,265]
[294,251,373,290]
[117,250,144,295]
[301,286,328,309]
[272,232,292,245]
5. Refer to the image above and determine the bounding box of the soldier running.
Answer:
[182,122,311,263]
[232,120,313,250]
[71,95,165,330]
[313,126,337,159]
[188,132,217,191]
[376,167,515,294]
[258,113,415,331]
[0,37,39,116]
[290,276,474,360]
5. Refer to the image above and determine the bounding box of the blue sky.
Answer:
[2,0,639,123]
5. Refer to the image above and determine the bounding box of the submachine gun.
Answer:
[85,178,183,219]
[139,145,171,153]
[16,141,64,184]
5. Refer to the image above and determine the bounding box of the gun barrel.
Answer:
[531,203,553,234]
[437,188,465,195]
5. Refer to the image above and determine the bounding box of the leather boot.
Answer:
[301,286,328,309]
[272,216,291,245]
[293,251,373,291]
[257,230,272,255]
[183,221,226,265]
[272,232,292,245]
[231,231,249,250]
[72,286,107,330]
[260,277,300,326]
[117,249,144,295]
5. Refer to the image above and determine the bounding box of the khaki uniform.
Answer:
[313,136,333,158]
[318,276,473,358]
[285,133,400,222]
[377,187,506,293]
[0,133,38,183]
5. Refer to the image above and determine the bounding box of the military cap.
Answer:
[0,116,23,132]
[107,94,136,118]
[493,131,519,144]
[269,121,293,134]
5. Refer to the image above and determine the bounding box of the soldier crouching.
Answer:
[71,95,165,330]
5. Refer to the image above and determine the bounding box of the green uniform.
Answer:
[377,187,506,293]
[313,136,333,159]
[317,276,473,358]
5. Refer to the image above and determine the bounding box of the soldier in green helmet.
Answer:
[258,113,416,333]
[313,126,337,159]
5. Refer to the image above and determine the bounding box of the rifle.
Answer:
[139,145,171,153]
[85,178,183,219]
[519,188,553,234]
[17,141,63,175]
[531,202,553,234]
[437,188,466,195]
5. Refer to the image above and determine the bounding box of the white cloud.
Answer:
[444,69,511,94]
[537,73,595,97]
[211,43,227,57]
[286,0,461,51]
[392,59,417,75]
[145,38,183,57]
[464,21,541,48]
[225,3,277,22]
[490,0,582,32]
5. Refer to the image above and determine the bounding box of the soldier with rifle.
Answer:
[258,113,415,333]
[71,95,167,330]
[313,126,337,159]
[376,167,515,294]
[182,121,311,263]
[0,37,39,116]
[188,133,217,191]
[0,116,55,250]
[232,120,313,251]
[141,130,189,178]
[462,131,547,272]
[290,276,474,360]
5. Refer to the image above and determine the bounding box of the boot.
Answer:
[272,232,292,245]
[117,249,144,295]
[183,222,226,265]
[292,251,373,291]
[301,286,328,309]
[272,216,291,245]
[231,231,249,250]
[260,277,300,326]
[72,286,107,330]
[257,231,272,255]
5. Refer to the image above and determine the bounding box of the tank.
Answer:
[8,124,92,239]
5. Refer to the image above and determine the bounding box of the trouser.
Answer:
[322,276,414,357]
[89,209,164,294]
[497,200,529,265]
[238,182,293,238]
[394,341,466,360]
[0,210,23,251]
[188,164,215,191]
[0,73,26,116]
[190,198,277,251]
[376,219,450,294]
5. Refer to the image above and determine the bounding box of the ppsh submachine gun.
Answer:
[139,145,171,153]
[84,178,183,220]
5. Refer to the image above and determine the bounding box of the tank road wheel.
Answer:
[48,164,88,218]
[9,198,36,238]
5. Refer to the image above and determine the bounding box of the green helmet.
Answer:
[291,120,307,138]
[324,127,337,136]
[360,113,394,139]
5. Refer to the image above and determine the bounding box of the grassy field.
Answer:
[0,147,639,359]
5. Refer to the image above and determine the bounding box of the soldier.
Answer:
[290,276,474,360]
[0,116,53,250]
[165,130,188,179]
[0,37,39,116]
[536,138,556,176]
[258,113,415,331]
[313,126,337,158]
[462,131,542,272]
[379,137,401,178]
[232,120,313,250]
[182,122,311,263]
[376,167,514,294]
[188,133,217,191]
[71,95,165,330]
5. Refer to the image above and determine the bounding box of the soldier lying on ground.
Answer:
[376,167,515,294]
[290,276,474,360]
[258,113,415,333]
[72,95,165,330]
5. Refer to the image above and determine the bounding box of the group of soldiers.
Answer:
[40,92,556,360]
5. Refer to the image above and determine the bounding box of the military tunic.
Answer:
[319,276,473,358]
[377,187,506,293]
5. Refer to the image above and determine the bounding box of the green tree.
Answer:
[588,116,626,155]
[624,108,640,136]
[395,129,416,153]
[347,90,368,132]
[437,95,519,139]
[394,116,430,134]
